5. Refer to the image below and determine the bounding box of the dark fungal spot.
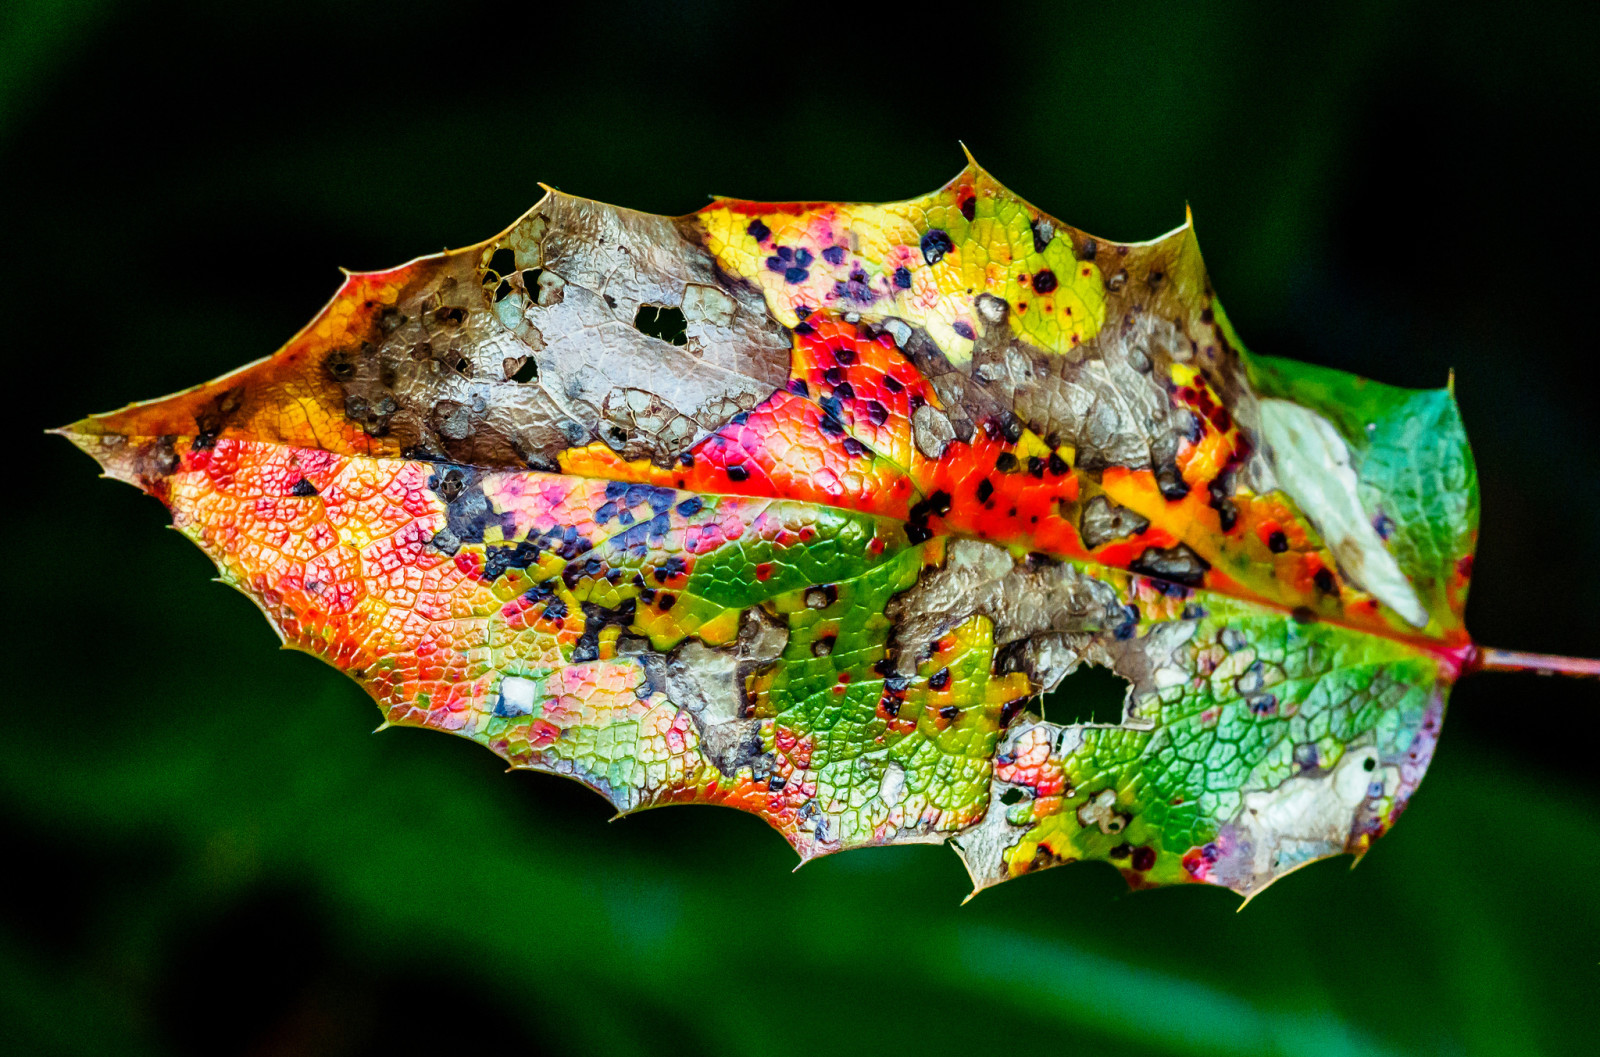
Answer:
[929,668,951,691]
[952,321,975,340]
[482,540,541,581]
[324,348,356,380]
[841,437,868,457]
[882,375,903,393]
[541,596,568,622]
[1078,239,1097,261]
[893,266,912,289]
[726,464,750,482]
[995,452,1019,473]
[864,400,889,426]
[426,465,516,555]
[833,380,856,401]
[1048,451,1070,476]
[1030,217,1054,254]
[1291,606,1317,625]
[805,584,839,609]
[905,490,952,543]
[821,245,847,265]
[675,496,703,518]
[1314,567,1337,593]
[1155,463,1189,501]
[1027,456,1045,479]
[920,229,954,265]
[571,599,637,663]
[998,698,1026,728]
[1130,846,1156,872]
[291,477,318,497]
[833,266,877,304]
[746,218,771,243]
[1208,478,1239,532]
[658,593,676,611]
[1128,543,1210,587]
[1032,268,1058,293]
[976,479,994,503]
[938,704,959,721]
[787,378,810,397]
[960,195,977,221]
[1267,530,1289,553]
[1109,842,1132,860]
[1114,608,1139,640]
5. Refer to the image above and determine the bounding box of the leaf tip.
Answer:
[51,420,148,488]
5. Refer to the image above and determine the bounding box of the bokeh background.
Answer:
[4,2,1598,1054]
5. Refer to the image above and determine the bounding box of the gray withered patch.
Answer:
[323,192,791,469]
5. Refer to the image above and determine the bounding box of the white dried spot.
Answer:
[532,269,565,306]
[877,762,907,807]
[1076,788,1125,834]
[681,283,736,328]
[1258,398,1428,627]
[884,318,912,348]
[496,675,538,717]
[976,293,1009,325]
[1231,746,1381,886]
[1153,665,1188,689]
[912,403,957,459]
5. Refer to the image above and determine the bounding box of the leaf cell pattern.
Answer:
[64,161,1478,897]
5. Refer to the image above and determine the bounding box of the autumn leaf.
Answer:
[58,158,1596,899]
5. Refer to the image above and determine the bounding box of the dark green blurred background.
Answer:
[4,2,1598,1054]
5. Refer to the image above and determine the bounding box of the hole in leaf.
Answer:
[999,787,1028,805]
[507,357,538,383]
[634,304,687,346]
[482,248,518,302]
[1038,663,1128,726]
[487,246,516,276]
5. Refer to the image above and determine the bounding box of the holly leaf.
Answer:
[62,160,1491,898]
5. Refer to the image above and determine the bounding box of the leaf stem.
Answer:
[1469,647,1600,679]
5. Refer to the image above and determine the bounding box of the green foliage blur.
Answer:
[3,2,1597,1054]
